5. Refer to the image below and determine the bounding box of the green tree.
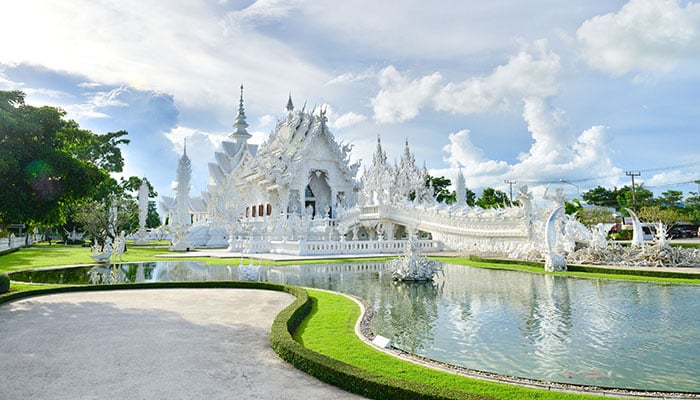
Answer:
[476,187,511,208]
[682,193,700,225]
[657,190,683,208]
[464,187,476,207]
[576,207,617,227]
[582,186,618,208]
[146,200,162,228]
[615,185,654,211]
[0,91,128,227]
[73,196,137,251]
[426,176,455,204]
[565,199,584,215]
[637,205,684,228]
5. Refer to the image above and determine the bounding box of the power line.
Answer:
[518,161,700,187]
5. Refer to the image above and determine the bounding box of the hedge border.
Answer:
[467,255,700,281]
[0,281,297,306]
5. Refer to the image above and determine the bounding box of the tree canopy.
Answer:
[0,90,130,227]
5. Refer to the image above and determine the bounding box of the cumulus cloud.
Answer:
[438,99,622,195]
[577,0,700,76]
[436,40,561,114]
[332,112,367,129]
[371,40,561,123]
[645,170,697,189]
[223,0,302,27]
[371,66,442,123]
[0,0,330,121]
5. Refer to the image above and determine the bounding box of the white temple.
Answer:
[161,88,580,263]
[156,87,700,270]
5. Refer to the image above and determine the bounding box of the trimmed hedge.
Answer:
[0,247,19,257]
[0,280,297,305]
[270,289,494,400]
[566,264,700,280]
[467,255,700,281]
[467,255,544,268]
[0,273,9,294]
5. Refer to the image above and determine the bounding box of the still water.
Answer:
[11,261,700,392]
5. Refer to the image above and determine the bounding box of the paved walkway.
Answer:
[0,289,364,400]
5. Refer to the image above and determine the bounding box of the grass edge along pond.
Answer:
[288,288,610,400]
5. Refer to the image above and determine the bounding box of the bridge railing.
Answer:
[263,239,442,256]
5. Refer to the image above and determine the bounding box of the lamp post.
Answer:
[559,179,580,199]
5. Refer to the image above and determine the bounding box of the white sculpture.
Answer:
[90,239,112,263]
[544,206,567,272]
[112,231,126,262]
[135,179,150,245]
[388,235,442,281]
[64,228,85,243]
[625,208,646,248]
[170,141,193,251]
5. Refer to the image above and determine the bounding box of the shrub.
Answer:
[0,273,10,294]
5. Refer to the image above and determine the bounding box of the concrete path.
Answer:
[0,289,365,400]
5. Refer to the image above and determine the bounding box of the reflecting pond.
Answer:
[10,261,700,392]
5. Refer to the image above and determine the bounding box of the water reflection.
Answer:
[372,281,442,353]
[10,260,700,392]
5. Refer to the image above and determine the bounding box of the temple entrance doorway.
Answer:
[306,170,331,218]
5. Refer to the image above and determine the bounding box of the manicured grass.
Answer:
[0,245,169,273]
[294,289,605,400]
[436,256,700,285]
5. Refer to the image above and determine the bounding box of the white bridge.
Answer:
[337,203,536,257]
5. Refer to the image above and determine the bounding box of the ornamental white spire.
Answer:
[231,85,251,142]
[456,168,466,206]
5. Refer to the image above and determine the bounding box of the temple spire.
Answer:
[286,93,294,114]
[231,84,251,142]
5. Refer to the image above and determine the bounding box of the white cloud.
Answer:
[646,170,697,189]
[223,0,303,27]
[371,66,443,123]
[437,102,622,195]
[577,0,700,76]
[332,112,367,129]
[0,0,331,122]
[517,97,570,164]
[371,40,561,123]
[326,68,378,86]
[436,40,561,114]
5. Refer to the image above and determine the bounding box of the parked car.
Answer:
[668,225,698,239]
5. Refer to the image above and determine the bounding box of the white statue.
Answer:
[388,235,442,281]
[544,206,567,271]
[136,179,150,245]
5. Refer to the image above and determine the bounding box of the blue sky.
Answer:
[2,0,699,203]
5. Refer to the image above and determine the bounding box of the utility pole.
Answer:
[504,180,516,205]
[694,179,700,196]
[625,171,641,211]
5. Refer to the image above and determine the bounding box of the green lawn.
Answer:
[0,245,169,273]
